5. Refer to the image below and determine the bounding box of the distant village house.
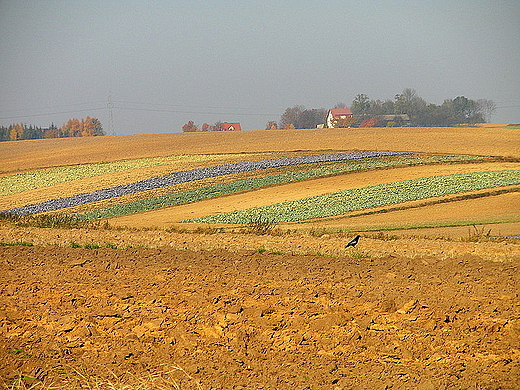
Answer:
[326,108,354,128]
[220,122,242,131]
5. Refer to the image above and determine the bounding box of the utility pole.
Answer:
[107,94,115,135]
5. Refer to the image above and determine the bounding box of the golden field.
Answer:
[1,126,519,173]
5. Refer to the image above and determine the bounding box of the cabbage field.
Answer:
[4,151,411,216]
[0,149,516,226]
[0,153,256,196]
[185,170,520,224]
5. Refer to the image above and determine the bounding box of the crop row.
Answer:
[2,151,412,216]
[0,153,255,196]
[77,153,485,220]
[184,170,520,224]
[2,152,489,197]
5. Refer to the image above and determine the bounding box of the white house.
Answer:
[326,108,354,128]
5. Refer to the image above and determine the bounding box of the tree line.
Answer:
[182,121,236,132]
[271,89,496,129]
[0,117,105,142]
[183,120,218,132]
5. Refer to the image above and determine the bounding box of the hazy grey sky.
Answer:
[1,0,519,134]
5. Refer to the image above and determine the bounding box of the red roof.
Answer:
[329,108,353,116]
[220,122,242,131]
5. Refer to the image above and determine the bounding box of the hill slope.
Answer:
[1,126,518,173]
[1,127,518,236]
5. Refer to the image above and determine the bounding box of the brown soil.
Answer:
[1,230,519,389]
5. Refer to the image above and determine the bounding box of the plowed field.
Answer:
[1,236,519,389]
[1,127,519,388]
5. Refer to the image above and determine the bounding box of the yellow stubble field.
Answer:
[1,126,519,173]
[108,162,520,235]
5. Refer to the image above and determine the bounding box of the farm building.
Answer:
[326,109,354,128]
[220,122,242,131]
[377,114,410,127]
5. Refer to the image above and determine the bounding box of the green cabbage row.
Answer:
[76,154,491,221]
[183,170,520,224]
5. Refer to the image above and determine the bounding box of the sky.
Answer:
[1,0,519,135]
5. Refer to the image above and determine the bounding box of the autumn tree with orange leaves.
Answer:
[60,117,104,137]
[182,121,199,132]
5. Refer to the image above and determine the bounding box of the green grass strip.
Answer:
[76,154,483,220]
[0,241,34,247]
[184,170,520,224]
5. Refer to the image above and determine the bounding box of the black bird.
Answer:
[345,235,361,248]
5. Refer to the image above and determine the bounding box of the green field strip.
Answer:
[71,153,461,215]
[75,154,495,220]
[289,187,520,226]
[0,153,488,196]
[77,164,360,220]
[183,170,520,224]
[0,153,261,196]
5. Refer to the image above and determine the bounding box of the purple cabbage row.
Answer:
[3,151,412,216]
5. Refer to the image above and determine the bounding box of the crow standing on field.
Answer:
[345,235,361,248]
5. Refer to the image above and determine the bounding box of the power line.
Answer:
[0,107,106,121]
[114,105,278,117]
[0,101,106,114]
[0,99,279,122]
[115,99,273,112]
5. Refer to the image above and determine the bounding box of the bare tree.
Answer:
[279,105,305,129]
[394,88,427,125]
[476,99,497,122]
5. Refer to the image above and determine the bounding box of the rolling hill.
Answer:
[1,126,518,237]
